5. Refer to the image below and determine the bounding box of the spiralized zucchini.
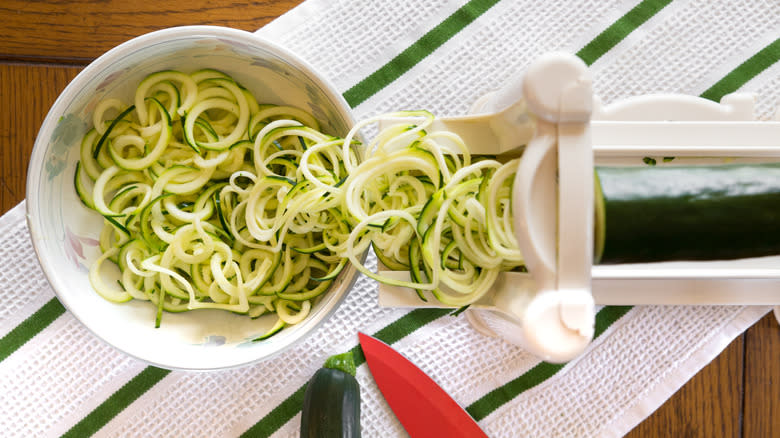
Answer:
[76,69,526,337]
[334,111,524,306]
[75,69,352,336]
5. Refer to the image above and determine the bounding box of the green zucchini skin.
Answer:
[300,368,361,438]
[596,163,780,264]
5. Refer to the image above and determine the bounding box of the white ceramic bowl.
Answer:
[26,26,358,371]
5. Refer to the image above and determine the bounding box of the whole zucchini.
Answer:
[301,352,361,438]
[595,163,780,264]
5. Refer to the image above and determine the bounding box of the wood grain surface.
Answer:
[0,2,777,437]
[1,0,296,62]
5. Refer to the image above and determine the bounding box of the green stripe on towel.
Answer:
[466,306,633,421]
[700,38,780,102]
[342,0,502,108]
[576,0,674,66]
[344,0,675,109]
[0,298,65,362]
[61,366,171,438]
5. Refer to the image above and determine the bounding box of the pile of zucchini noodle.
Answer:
[338,112,523,306]
[75,69,523,339]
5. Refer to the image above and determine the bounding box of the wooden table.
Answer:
[1,1,777,436]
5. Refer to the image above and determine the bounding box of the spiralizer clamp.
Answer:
[485,53,593,363]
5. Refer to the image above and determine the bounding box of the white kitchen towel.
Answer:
[1,0,778,437]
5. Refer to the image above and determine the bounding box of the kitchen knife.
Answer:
[358,332,488,438]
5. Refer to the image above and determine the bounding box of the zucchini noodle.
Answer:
[76,70,526,337]
[337,111,524,306]
[75,69,351,337]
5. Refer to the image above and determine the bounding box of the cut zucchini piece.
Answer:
[597,163,780,263]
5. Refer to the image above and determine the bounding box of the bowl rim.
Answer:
[25,25,358,371]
